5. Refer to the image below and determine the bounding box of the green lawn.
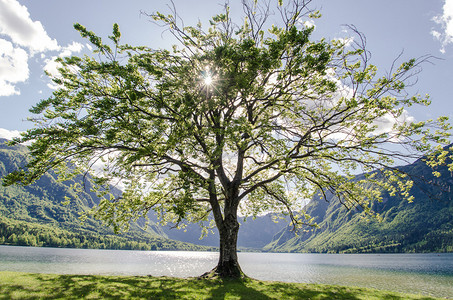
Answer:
[0,271,442,299]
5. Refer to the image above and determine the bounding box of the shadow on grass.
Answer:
[208,279,366,300]
[0,272,441,299]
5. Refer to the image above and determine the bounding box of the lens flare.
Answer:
[204,75,213,86]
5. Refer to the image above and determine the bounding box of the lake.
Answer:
[0,245,452,298]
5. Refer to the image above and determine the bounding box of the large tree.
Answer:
[4,0,451,278]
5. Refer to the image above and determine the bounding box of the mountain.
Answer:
[7,134,450,254]
[264,152,453,253]
[0,137,284,251]
[0,138,214,251]
[161,214,288,250]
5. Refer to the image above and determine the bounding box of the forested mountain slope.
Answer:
[0,138,213,251]
[265,152,453,253]
[4,136,451,253]
[0,138,283,250]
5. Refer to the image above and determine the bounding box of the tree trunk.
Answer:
[203,213,244,279]
[205,176,245,279]
[216,214,243,278]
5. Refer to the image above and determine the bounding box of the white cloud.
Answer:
[0,38,29,96]
[431,30,442,40]
[0,128,22,140]
[373,110,415,137]
[44,42,84,89]
[0,0,86,96]
[319,68,416,142]
[43,56,61,78]
[43,56,62,90]
[326,109,415,144]
[59,41,84,58]
[336,37,354,48]
[0,0,59,53]
[302,19,316,29]
[432,0,453,53]
[0,0,58,96]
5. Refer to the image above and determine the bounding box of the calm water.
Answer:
[0,246,452,298]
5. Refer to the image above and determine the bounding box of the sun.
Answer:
[204,74,213,86]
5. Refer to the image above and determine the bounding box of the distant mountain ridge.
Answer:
[160,213,287,249]
[0,137,284,250]
[264,152,453,253]
[2,137,452,252]
[0,138,214,251]
[0,138,156,233]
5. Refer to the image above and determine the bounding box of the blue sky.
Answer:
[0,0,452,139]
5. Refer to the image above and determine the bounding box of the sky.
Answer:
[0,0,452,140]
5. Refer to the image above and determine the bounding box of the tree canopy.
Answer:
[4,0,451,278]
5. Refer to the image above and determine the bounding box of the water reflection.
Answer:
[0,246,452,298]
[0,246,218,277]
[238,252,453,298]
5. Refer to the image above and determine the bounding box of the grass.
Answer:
[0,271,443,300]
